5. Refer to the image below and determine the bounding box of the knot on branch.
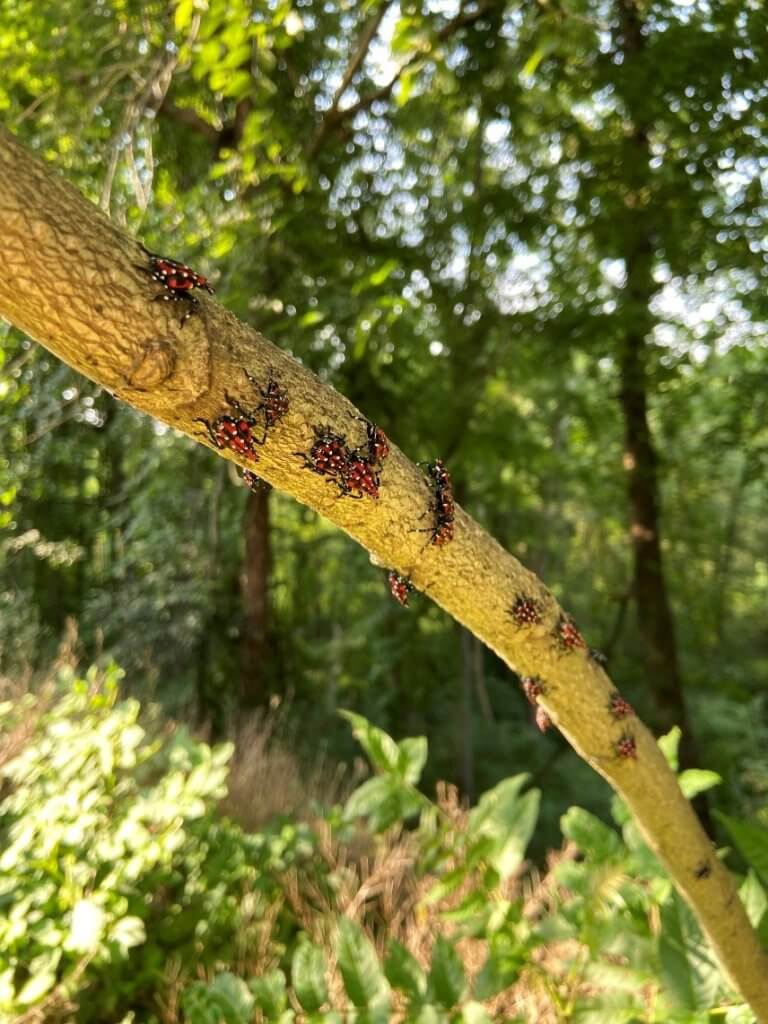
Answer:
[124,338,176,390]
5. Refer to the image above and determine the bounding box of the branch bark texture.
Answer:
[0,126,766,1018]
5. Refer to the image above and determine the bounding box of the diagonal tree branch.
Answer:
[1,125,767,1021]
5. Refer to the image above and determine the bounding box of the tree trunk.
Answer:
[616,0,696,766]
[239,485,272,708]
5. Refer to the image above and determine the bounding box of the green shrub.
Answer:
[1,671,764,1023]
[0,666,312,1021]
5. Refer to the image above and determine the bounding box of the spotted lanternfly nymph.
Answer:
[521,676,545,704]
[510,595,543,628]
[608,691,633,719]
[694,862,711,879]
[196,414,261,462]
[388,571,415,607]
[196,393,264,462]
[555,614,585,652]
[589,647,609,668]
[352,415,390,467]
[616,733,637,759]
[245,371,290,432]
[339,455,380,499]
[242,469,271,494]
[413,457,455,548]
[535,707,552,733]
[139,248,215,325]
[296,425,349,480]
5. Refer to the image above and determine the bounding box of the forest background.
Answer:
[1,0,768,1019]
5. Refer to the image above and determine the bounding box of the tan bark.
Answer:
[1,125,766,1019]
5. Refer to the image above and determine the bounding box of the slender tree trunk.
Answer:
[616,0,696,767]
[239,485,271,708]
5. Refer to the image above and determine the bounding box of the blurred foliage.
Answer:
[0,0,767,849]
[1,674,764,1021]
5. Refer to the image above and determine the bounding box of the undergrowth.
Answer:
[0,666,764,1024]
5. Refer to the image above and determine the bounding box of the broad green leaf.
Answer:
[467,777,539,878]
[678,769,721,799]
[336,918,390,1010]
[385,939,427,1000]
[716,813,768,884]
[340,711,401,773]
[428,936,465,1009]
[561,807,621,862]
[292,938,328,1013]
[659,892,723,1011]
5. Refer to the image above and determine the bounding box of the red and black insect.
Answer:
[296,426,349,479]
[554,614,585,652]
[616,733,637,760]
[388,571,414,607]
[352,416,390,467]
[608,691,633,719]
[339,455,380,499]
[414,458,455,548]
[510,595,543,628]
[196,394,263,462]
[245,371,290,432]
[242,469,271,494]
[139,248,215,325]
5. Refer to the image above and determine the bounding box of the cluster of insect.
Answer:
[143,251,637,763]
[296,416,389,499]
[195,370,289,495]
[518,655,636,758]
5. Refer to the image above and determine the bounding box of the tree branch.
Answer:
[1,125,767,1021]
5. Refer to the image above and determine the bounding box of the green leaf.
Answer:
[428,936,465,1009]
[739,870,767,928]
[16,970,56,1006]
[678,769,721,799]
[343,775,426,831]
[657,728,681,772]
[66,898,106,953]
[336,918,390,1010]
[399,736,428,785]
[110,915,146,951]
[292,938,328,1013]
[658,892,723,1011]
[249,969,289,1017]
[385,939,427,1000]
[716,813,768,884]
[340,711,401,773]
[467,776,539,878]
[561,807,621,862]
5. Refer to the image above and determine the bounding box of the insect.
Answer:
[196,414,261,461]
[296,426,349,479]
[535,707,553,733]
[589,647,609,667]
[242,469,271,494]
[338,455,380,499]
[195,394,263,462]
[555,614,585,652]
[694,862,711,880]
[388,571,414,607]
[608,691,633,719]
[414,458,455,547]
[509,595,543,628]
[352,416,390,466]
[521,676,545,704]
[616,733,637,760]
[138,248,215,325]
[245,371,290,432]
